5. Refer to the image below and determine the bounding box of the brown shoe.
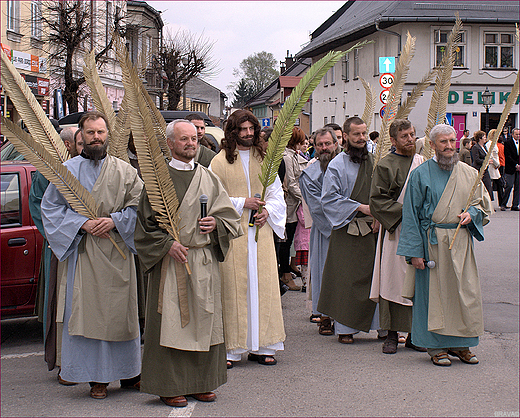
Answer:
[318,316,334,335]
[190,392,217,402]
[57,373,77,386]
[382,331,398,354]
[338,334,354,344]
[160,396,188,407]
[280,273,301,291]
[90,383,108,399]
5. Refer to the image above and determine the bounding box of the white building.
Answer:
[296,0,519,142]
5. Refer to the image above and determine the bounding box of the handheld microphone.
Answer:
[407,259,436,268]
[199,194,208,219]
[248,193,262,227]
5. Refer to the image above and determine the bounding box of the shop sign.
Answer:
[1,43,11,60]
[12,50,31,71]
[448,90,520,105]
[38,78,49,95]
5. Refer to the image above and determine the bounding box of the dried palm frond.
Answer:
[116,32,186,269]
[113,32,170,162]
[374,32,416,169]
[256,40,372,240]
[395,67,437,120]
[1,49,69,163]
[1,116,126,259]
[422,14,463,159]
[359,77,375,131]
[112,93,132,162]
[449,72,519,249]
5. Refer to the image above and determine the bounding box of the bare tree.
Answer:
[36,1,126,113]
[156,29,219,111]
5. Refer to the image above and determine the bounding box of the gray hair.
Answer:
[60,127,76,144]
[314,127,337,143]
[430,124,456,143]
[165,119,196,141]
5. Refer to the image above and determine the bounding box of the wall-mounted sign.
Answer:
[379,57,396,74]
[379,73,394,89]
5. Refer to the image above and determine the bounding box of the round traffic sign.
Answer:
[379,73,394,89]
[380,89,389,104]
[380,106,386,118]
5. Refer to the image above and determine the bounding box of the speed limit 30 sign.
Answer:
[379,73,394,89]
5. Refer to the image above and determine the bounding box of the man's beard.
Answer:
[237,136,254,147]
[318,148,338,171]
[84,141,108,166]
[395,144,416,156]
[436,152,459,170]
[347,143,368,164]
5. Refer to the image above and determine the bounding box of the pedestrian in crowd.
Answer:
[367,131,379,154]
[60,127,79,157]
[73,128,84,155]
[460,129,470,147]
[369,119,426,354]
[497,131,507,210]
[318,117,382,345]
[185,113,217,166]
[279,126,308,291]
[503,127,520,211]
[458,137,472,165]
[41,111,144,399]
[134,120,241,408]
[307,132,316,159]
[397,124,492,367]
[324,123,344,147]
[210,109,286,368]
[299,127,340,330]
[486,129,505,208]
[471,130,494,200]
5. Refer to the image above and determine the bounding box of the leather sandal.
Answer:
[448,349,479,364]
[309,314,322,323]
[189,392,216,402]
[338,334,354,344]
[90,383,108,399]
[319,317,334,335]
[226,360,234,369]
[247,353,277,365]
[431,352,451,367]
[382,332,398,354]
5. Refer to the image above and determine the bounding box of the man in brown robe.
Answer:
[135,120,241,407]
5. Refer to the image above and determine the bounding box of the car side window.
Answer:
[1,173,21,226]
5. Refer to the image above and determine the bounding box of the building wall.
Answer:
[310,21,519,138]
[185,77,226,122]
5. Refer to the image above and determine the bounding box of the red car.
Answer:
[1,161,43,318]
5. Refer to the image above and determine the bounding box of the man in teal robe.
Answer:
[397,124,492,367]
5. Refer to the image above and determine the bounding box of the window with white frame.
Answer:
[435,30,466,67]
[31,1,42,39]
[6,0,20,32]
[330,65,335,86]
[342,54,349,82]
[354,49,359,78]
[324,116,328,125]
[484,32,514,69]
[323,70,328,87]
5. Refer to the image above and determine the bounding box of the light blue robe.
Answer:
[299,161,332,316]
[397,159,483,349]
[41,155,141,383]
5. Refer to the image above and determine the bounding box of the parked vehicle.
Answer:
[1,161,42,318]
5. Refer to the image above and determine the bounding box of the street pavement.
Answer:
[1,208,518,418]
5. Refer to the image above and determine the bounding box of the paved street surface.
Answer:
[1,209,518,418]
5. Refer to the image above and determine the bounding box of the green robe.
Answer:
[135,164,241,397]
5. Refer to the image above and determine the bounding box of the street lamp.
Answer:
[482,87,493,134]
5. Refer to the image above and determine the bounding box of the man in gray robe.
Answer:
[299,127,340,332]
[318,117,381,345]
[41,111,143,399]
[134,120,241,407]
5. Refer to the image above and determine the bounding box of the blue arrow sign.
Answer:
[379,57,396,73]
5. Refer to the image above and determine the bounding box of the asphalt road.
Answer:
[1,208,518,418]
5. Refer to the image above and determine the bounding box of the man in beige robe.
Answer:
[41,111,143,399]
[397,124,492,367]
[369,119,426,354]
[210,109,286,368]
[135,120,241,408]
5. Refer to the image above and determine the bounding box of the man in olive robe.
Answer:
[210,110,286,367]
[318,117,381,345]
[135,120,241,408]
[369,119,425,354]
[41,112,143,399]
[397,124,492,367]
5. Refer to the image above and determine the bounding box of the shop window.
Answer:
[484,32,514,69]
[435,30,466,67]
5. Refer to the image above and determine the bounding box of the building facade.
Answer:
[184,77,227,125]
[296,1,519,141]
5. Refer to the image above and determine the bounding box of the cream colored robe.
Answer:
[210,148,286,351]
